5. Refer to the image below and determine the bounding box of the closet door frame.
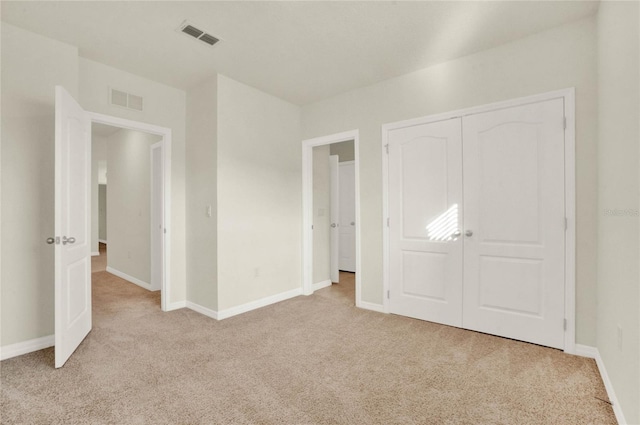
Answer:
[381,88,576,354]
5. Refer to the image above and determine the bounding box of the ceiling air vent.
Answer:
[177,20,221,47]
[182,25,204,39]
[109,88,143,112]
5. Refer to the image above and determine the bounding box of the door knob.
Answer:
[350,222,355,226]
[62,236,76,245]
[451,230,461,238]
[465,230,473,237]
[331,223,337,228]
[46,237,55,244]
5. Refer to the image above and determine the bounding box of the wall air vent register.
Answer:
[109,88,143,112]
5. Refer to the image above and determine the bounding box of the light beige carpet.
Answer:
[1,266,615,424]
[92,242,107,272]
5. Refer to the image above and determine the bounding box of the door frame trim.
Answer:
[88,112,173,312]
[381,88,576,354]
[301,130,362,307]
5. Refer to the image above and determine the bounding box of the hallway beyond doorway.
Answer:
[92,242,107,272]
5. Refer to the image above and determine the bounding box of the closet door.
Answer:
[388,118,463,327]
[462,99,566,349]
[338,162,356,272]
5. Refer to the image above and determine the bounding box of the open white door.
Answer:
[54,86,92,368]
[329,155,339,283]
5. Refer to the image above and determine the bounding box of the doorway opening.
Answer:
[88,114,172,311]
[302,130,362,307]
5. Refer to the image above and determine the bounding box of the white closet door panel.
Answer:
[462,98,565,349]
[388,119,463,327]
[338,162,356,272]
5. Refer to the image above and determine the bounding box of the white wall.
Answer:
[597,2,640,423]
[79,58,187,305]
[91,134,107,253]
[313,145,331,284]
[329,140,355,162]
[106,129,160,285]
[98,185,107,242]
[1,24,189,348]
[0,23,79,346]
[186,76,218,311]
[302,16,598,345]
[217,74,302,310]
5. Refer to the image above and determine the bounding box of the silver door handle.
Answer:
[465,230,473,237]
[46,237,55,244]
[331,223,337,228]
[62,236,76,245]
[451,230,461,238]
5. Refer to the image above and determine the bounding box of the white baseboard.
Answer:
[106,266,151,291]
[99,239,107,244]
[186,288,303,321]
[575,344,626,425]
[91,251,100,257]
[1,335,54,361]
[217,287,303,320]
[574,344,598,358]
[165,300,186,311]
[186,301,218,320]
[356,300,386,313]
[312,279,332,291]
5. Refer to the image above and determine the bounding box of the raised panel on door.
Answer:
[462,98,565,349]
[388,118,463,327]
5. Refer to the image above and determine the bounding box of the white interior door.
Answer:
[388,119,463,327]
[338,162,356,272]
[329,155,340,283]
[150,142,163,291]
[462,98,566,349]
[55,86,92,368]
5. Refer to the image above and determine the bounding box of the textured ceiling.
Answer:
[1,1,599,105]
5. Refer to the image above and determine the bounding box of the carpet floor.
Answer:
[1,255,616,424]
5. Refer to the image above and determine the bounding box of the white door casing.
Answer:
[462,98,566,349]
[88,112,172,311]
[387,118,464,327]
[329,155,340,283]
[54,86,92,368]
[301,130,361,306]
[338,162,356,272]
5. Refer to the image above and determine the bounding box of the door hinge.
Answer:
[564,318,567,331]
[563,117,567,130]
[385,144,389,154]
[387,290,390,299]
